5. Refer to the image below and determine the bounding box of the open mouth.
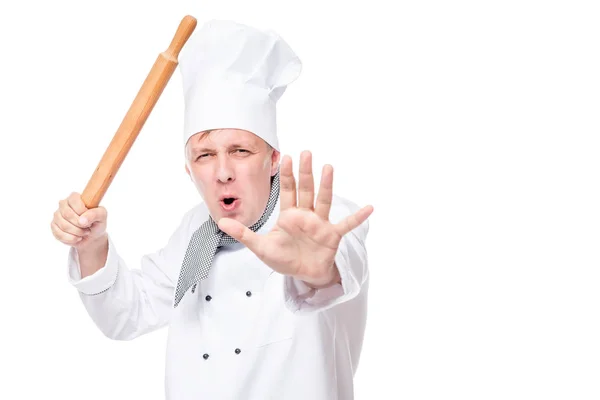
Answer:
[220,197,240,211]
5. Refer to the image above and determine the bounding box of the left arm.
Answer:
[218,151,373,314]
[284,196,370,313]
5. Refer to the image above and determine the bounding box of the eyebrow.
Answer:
[190,143,257,154]
[190,146,214,154]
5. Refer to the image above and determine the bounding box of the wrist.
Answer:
[76,233,109,279]
[77,233,108,254]
[300,263,341,289]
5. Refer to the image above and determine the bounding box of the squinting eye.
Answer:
[235,149,249,153]
[196,154,209,161]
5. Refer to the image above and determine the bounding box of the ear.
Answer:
[184,143,193,179]
[270,149,281,176]
[185,163,193,181]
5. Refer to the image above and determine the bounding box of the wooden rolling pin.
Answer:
[81,15,197,208]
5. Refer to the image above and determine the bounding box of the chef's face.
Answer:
[185,129,280,227]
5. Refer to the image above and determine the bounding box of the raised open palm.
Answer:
[218,151,374,288]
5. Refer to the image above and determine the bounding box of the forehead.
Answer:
[190,128,261,147]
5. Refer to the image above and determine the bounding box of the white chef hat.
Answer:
[179,19,302,152]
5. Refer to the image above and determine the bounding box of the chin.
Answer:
[210,203,252,227]
[215,208,243,223]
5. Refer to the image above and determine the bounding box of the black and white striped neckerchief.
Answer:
[173,172,280,308]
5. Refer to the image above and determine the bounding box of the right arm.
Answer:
[51,192,188,340]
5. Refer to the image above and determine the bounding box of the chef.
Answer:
[51,19,374,399]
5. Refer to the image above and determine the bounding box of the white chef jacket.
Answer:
[67,194,370,400]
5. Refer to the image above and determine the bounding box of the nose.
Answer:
[216,155,234,183]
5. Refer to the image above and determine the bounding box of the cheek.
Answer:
[237,162,268,183]
[262,155,272,170]
[246,156,271,175]
[189,169,210,191]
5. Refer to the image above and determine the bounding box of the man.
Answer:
[51,20,373,399]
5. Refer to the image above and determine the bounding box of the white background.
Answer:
[1,0,599,399]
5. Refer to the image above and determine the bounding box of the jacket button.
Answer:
[203,353,209,360]
[205,295,212,301]
[246,291,252,297]
[235,348,241,354]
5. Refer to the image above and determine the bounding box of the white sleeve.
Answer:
[284,197,370,314]
[67,213,192,340]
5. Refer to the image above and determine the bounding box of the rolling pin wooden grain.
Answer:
[80,15,197,209]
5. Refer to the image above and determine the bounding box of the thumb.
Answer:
[79,207,107,227]
[218,218,263,255]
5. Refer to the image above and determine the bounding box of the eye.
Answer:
[234,149,249,154]
[195,153,210,161]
